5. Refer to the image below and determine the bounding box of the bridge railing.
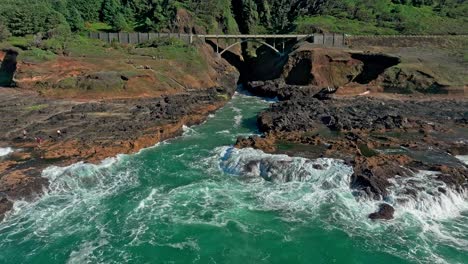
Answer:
[88,32,195,45]
[88,32,347,47]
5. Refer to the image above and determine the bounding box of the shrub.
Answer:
[138,37,188,49]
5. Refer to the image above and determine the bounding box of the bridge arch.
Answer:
[219,39,282,56]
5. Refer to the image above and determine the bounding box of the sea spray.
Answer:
[0,147,13,157]
[182,125,199,137]
[214,146,468,262]
[456,155,468,165]
[0,155,138,241]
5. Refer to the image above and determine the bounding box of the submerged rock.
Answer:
[0,194,13,221]
[369,203,395,220]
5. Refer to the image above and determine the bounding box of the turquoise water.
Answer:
[1,92,467,264]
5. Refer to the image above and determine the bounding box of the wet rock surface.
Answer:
[0,194,13,221]
[0,82,236,219]
[237,76,467,219]
[369,203,395,220]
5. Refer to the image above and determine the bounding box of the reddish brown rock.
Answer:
[234,135,277,153]
[351,155,414,199]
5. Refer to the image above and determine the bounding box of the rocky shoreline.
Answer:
[1,39,467,221]
[233,42,467,220]
[235,80,467,220]
[0,76,237,220]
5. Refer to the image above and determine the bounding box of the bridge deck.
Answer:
[88,32,346,49]
[199,34,311,39]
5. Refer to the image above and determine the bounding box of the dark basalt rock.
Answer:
[259,95,468,134]
[369,203,395,220]
[248,79,468,201]
[0,195,13,221]
[351,155,414,199]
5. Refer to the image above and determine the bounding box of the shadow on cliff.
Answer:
[0,49,18,87]
[205,40,290,84]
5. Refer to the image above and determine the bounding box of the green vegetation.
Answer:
[25,104,49,111]
[295,0,468,35]
[20,48,57,63]
[131,38,209,72]
[0,0,466,38]
[85,22,113,32]
[295,15,399,35]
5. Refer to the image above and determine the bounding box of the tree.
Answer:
[102,0,127,31]
[112,13,128,31]
[68,8,85,31]
[69,0,104,22]
[0,21,11,41]
[102,0,120,24]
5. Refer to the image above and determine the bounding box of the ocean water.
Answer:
[0,92,467,264]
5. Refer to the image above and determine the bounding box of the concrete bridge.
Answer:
[89,32,346,55]
[197,34,344,55]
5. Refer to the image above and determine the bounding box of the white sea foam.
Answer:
[0,154,138,240]
[67,239,108,264]
[213,146,468,262]
[0,147,13,157]
[231,106,243,127]
[218,146,351,183]
[234,115,243,127]
[388,171,468,220]
[182,125,198,136]
[455,155,468,165]
[216,130,230,134]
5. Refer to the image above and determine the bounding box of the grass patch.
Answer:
[25,104,49,111]
[216,94,230,101]
[133,38,208,72]
[6,36,34,49]
[295,15,398,35]
[20,48,57,63]
[85,22,113,32]
[295,3,468,35]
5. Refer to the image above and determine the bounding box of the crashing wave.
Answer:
[182,125,199,136]
[217,146,468,222]
[1,155,137,233]
[388,171,468,219]
[217,146,352,183]
[0,147,14,157]
[215,146,468,260]
[456,155,468,166]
